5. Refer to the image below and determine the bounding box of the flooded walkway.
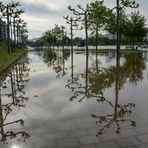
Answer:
[1,50,148,148]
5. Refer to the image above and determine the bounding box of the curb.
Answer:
[0,51,26,75]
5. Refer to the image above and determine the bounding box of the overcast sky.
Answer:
[1,0,148,39]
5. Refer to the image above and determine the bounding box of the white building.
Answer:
[104,33,117,40]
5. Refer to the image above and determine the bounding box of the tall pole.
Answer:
[70,18,74,75]
[10,13,13,52]
[85,11,89,55]
[18,26,21,47]
[116,0,120,64]
[0,18,2,40]
[13,17,16,52]
[115,0,120,121]
[64,16,81,78]
[6,5,10,53]
[16,24,19,47]
[0,86,6,142]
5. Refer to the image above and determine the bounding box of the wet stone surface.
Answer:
[0,51,148,147]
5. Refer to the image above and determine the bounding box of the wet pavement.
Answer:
[0,50,148,148]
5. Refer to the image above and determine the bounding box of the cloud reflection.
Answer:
[10,145,21,148]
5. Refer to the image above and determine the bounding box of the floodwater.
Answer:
[0,50,148,148]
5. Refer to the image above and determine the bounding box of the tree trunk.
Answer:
[13,17,16,52]
[85,12,89,55]
[116,0,120,63]
[6,6,10,53]
[95,26,99,52]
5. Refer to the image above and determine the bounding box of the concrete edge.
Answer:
[0,51,27,75]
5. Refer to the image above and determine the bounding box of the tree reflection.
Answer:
[91,56,136,136]
[43,50,57,67]
[123,53,146,85]
[0,57,30,142]
[66,53,106,102]
[43,50,70,77]
[66,52,146,135]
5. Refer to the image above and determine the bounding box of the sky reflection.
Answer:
[1,50,148,147]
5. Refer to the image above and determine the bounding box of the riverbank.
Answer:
[0,42,27,72]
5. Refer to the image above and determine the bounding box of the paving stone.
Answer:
[126,146,138,148]
[79,135,101,145]
[121,122,136,130]
[56,138,79,147]
[29,126,55,135]
[136,127,148,134]
[77,122,93,129]
[135,121,148,127]
[138,134,148,143]
[46,132,67,140]
[88,127,100,135]
[30,138,55,148]
[91,125,118,133]
[138,144,148,148]
[69,130,87,138]
[119,129,138,138]
[101,133,120,141]
[55,121,78,131]
[0,144,11,148]
[74,145,96,148]
[116,137,141,147]
[35,141,56,148]
[96,141,119,148]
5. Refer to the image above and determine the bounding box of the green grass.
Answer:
[0,41,27,70]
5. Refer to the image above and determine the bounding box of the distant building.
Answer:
[0,18,7,40]
[104,33,116,40]
[144,35,148,42]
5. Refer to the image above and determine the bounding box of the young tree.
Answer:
[43,30,54,49]
[123,11,148,49]
[12,8,24,51]
[105,11,127,38]
[105,0,138,62]
[0,1,26,52]
[88,1,109,51]
[52,24,67,50]
[64,15,82,69]
[116,0,138,67]
[68,4,89,55]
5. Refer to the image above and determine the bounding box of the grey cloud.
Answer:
[2,0,148,39]
[22,2,60,16]
[1,0,60,16]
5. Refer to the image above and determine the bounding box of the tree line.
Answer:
[30,0,148,51]
[0,1,27,53]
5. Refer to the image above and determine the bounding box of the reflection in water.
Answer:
[43,50,70,77]
[123,53,146,85]
[0,56,30,142]
[66,53,105,102]
[35,48,147,140]
[66,51,146,136]
[91,54,136,136]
